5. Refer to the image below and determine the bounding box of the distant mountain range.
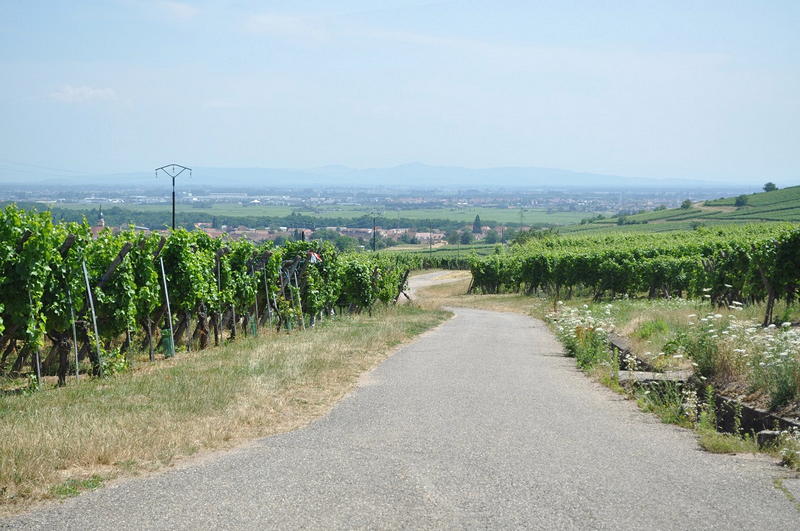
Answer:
[5,163,756,191]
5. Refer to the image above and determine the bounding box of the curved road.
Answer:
[6,307,799,529]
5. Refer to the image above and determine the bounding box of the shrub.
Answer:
[633,319,669,340]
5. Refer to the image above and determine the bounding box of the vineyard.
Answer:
[469,224,800,325]
[566,185,800,233]
[0,205,411,388]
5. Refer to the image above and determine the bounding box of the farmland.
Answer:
[45,202,602,228]
[566,185,800,233]
[384,242,498,257]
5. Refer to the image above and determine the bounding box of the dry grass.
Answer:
[412,271,548,315]
[0,305,449,514]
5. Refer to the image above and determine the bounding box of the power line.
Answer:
[0,158,96,176]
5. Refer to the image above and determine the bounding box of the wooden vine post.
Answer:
[66,283,80,379]
[58,233,80,382]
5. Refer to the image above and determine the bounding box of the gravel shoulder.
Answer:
[5,307,799,529]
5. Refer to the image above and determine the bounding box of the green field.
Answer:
[50,202,604,227]
[563,185,800,233]
[384,242,499,257]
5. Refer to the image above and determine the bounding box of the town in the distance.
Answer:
[0,172,761,251]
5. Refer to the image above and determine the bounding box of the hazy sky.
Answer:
[1,1,798,183]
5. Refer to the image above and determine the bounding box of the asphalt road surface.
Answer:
[402,270,466,302]
[5,307,799,529]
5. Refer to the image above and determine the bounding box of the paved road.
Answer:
[403,270,466,301]
[6,308,799,529]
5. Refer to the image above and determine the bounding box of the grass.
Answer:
[0,304,449,513]
[411,270,546,315]
[545,296,800,465]
[50,476,104,499]
[384,242,500,257]
[635,382,694,428]
[632,318,670,340]
[697,429,759,454]
[706,185,800,207]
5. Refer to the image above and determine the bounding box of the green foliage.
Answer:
[681,199,692,209]
[632,319,669,340]
[445,230,460,245]
[635,382,692,427]
[558,325,611,369]
[0,206,63,348]
[160,229,217,315]
[698,385,717,431]
[512,227,559,245]
[470,225,800,321]
[698,429,759,454]
[0,204,412,381]
[472,215,482,234]
[51,475,104,498]
[100,348,129,376]
[763,182,777,193]
[751,342,800,409]
[84,230,137,340]
[735,195,749,207]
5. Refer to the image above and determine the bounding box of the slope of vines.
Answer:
[470,224,800,325]
[0,205,411,385]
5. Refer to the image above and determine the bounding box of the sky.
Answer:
[0,0,798,184]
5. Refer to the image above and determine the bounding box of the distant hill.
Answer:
[565,185,800,233]
[2,163,754,191]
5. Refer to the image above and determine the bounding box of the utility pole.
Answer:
[372,215,377,252]
[155,164,192,230]
[428,219,433,259]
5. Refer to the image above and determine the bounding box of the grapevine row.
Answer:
[0,205,410,385]
[469,224,800,325]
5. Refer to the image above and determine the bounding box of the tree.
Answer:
[399,233,419,244]
[445,230,460,245]
[735,194,749,207]
[460,231,474,245]
[484,230,499,244]
[472,215,482,234]
[680,199,692,209]
[763,182,778,192]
